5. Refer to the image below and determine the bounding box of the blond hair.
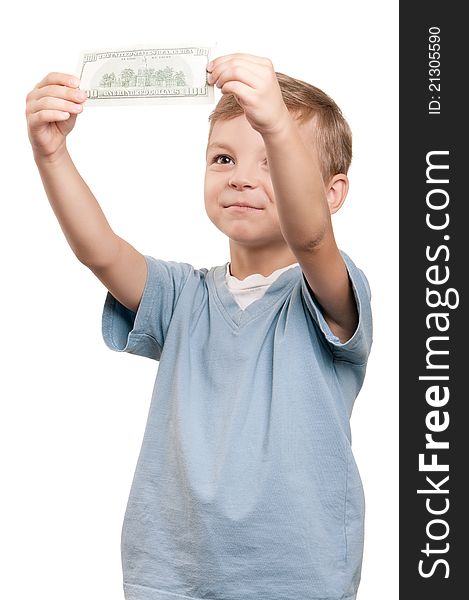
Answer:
[207,72,352,183]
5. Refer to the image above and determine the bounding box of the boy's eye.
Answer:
[213,154,234,165]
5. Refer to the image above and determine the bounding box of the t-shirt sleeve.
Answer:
[101,255,193,361]
[300,250,373,365]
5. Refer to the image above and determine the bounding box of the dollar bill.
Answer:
[75,43,216,106]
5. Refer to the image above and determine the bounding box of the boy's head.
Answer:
[204,72,352,254]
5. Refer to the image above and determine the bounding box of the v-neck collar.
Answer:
[209,261,301,330]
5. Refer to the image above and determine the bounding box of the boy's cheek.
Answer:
[203,183,217,208]
[204,175,221,196]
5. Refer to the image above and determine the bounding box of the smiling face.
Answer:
[204,114,294,250]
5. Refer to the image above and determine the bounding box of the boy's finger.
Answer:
[34,72,81,90]
[220,80,255,103]
[32,83,87,103]
[33,96,84,115]
[208,58,271,83]
[207,53,270,72]
[210,65,262,91]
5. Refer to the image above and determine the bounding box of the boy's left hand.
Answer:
[207,53,291,136]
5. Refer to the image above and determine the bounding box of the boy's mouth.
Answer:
[224,201,263,210]
[226,205,263,211]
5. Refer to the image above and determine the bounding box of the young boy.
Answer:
[26,53,373,600]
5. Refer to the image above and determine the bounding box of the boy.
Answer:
[26,53,373,600]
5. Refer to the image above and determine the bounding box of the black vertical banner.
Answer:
[400,3,467,598]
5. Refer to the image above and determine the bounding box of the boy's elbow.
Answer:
[290,224,329,254]
[75,234,122,270]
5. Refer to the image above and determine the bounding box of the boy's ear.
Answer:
[325,174,349,215]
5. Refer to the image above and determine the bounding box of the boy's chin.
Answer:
[227,232,278,248]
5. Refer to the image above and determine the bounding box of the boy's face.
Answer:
[204,113,317,249]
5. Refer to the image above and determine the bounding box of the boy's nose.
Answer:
[229,179,255,190]
[228,168,259,190]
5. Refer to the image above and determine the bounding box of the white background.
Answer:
[1,1,398,598]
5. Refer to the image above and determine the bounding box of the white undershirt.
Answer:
[225,262,299,310]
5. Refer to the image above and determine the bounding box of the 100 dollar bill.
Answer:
[75,43,216,106]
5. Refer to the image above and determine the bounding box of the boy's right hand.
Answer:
[26,73,87,161]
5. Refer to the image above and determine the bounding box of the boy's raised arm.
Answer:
[261,121,359,344]
[26,72,148,314]
[207,55,359,343]
[34,150,121,268]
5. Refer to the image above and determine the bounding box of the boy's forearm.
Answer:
[34,149,121,268]
[262,119,331,251]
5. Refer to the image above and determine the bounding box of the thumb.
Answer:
[57,111,78,136]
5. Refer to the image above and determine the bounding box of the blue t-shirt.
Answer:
[101,249,373,600]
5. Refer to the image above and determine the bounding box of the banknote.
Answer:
[75,43,216,106]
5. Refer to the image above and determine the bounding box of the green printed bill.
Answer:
[75,43,216,106]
